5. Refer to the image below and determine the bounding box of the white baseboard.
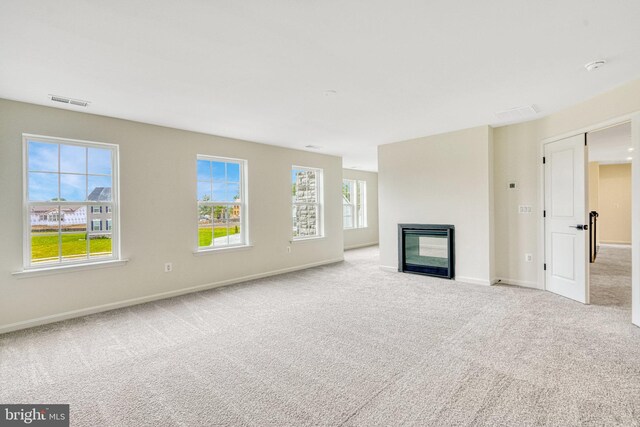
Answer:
[344,241,379,250]
[455,276,491,286]
[600,242,631,247]
[493,277,540,289]
[0,257,344,335]
[379,268,490,286]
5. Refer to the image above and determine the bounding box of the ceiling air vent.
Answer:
[49,94,90,107]
[305,145,322,149]
[494,105,538,122]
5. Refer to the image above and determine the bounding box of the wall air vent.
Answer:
[49,95,90,107]
[494,105,538,122]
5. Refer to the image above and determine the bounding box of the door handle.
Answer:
[569,224,588,230]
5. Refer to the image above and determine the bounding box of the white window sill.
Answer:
[13,259,129,279]
[193,244,253,255]
[292,236,325,243]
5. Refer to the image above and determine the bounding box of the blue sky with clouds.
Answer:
[197,160,240,202]
[28,141,112,202]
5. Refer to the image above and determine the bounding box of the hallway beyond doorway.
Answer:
[590,244,632,308]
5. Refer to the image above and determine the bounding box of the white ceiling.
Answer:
[2,1,640,171]
[588,122,632,164]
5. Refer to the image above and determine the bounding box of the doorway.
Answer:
[540,113,640,326]
[587,122,633,308]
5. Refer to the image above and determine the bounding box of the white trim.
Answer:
[1,256,343,334]
[378,266,491,286]
[599,241,632,245]
[631,113,640,327]
[358,179,367,228]
[12,259,129,279]
[22,134,121,269]
[292,165,324,240]
[342,179,367,230]
[343,178,356,229]
[493,277,541,289]
[22,133,119,149]
[540,117,634,145]
[599,242,632,248]
[196,155,248,250]
[455,276,491,286]
[538,111,640,327]
[344,242,378,250]
[538,115,636,292]
[193,244,253,255]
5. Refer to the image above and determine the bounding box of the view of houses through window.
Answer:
[25,137,117,266]
[25,142,330,264]
[343,179,367,229]
[197,156,246,249]
[292,167,322,239]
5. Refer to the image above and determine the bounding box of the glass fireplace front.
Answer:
[398,224,454,279]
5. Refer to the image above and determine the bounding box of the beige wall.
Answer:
[494,78,640,288]
[343,169,379,249]
[0,99,344,332]
[588,161,600,246]
[588,162,600,212]
[378,125,494,285]
[598,163,631,244]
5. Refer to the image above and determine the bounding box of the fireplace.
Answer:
[398,224,455,279]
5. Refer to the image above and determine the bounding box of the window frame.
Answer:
[195,155,249,252]
[356,180,367,228]
[343,179,356,230]
[343,179,367,229]
[292,165,324,241]
[22,134,121,270]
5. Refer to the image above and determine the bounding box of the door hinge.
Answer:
[544,263,547,271]
[543,210,546,218]
[543,156,546,164]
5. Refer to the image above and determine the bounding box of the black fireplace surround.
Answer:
[398,224,455,279]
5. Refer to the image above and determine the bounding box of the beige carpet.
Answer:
[1,246,640,426]
[590,244,632,308]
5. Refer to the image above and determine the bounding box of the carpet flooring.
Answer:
[1,246,640,426]
[590,244,632,308]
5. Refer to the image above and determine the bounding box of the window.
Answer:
[343,179,367,229]
[24,135,118,268]
[197,156,247,250]
[292,166,323,239]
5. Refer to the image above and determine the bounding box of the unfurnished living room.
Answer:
[2,1,640,426]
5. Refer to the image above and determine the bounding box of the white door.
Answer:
[544,133,589,303]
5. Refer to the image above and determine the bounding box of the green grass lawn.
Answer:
[32,228,239,262]
[198,226,240,247]
[32,232,112,262]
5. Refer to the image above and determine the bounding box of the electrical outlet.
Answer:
[525,253,533,262]
[286,246,291,253]
[164,262,173,273]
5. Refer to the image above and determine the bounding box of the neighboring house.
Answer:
[30,187,112,233]
[231,203,240,218]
